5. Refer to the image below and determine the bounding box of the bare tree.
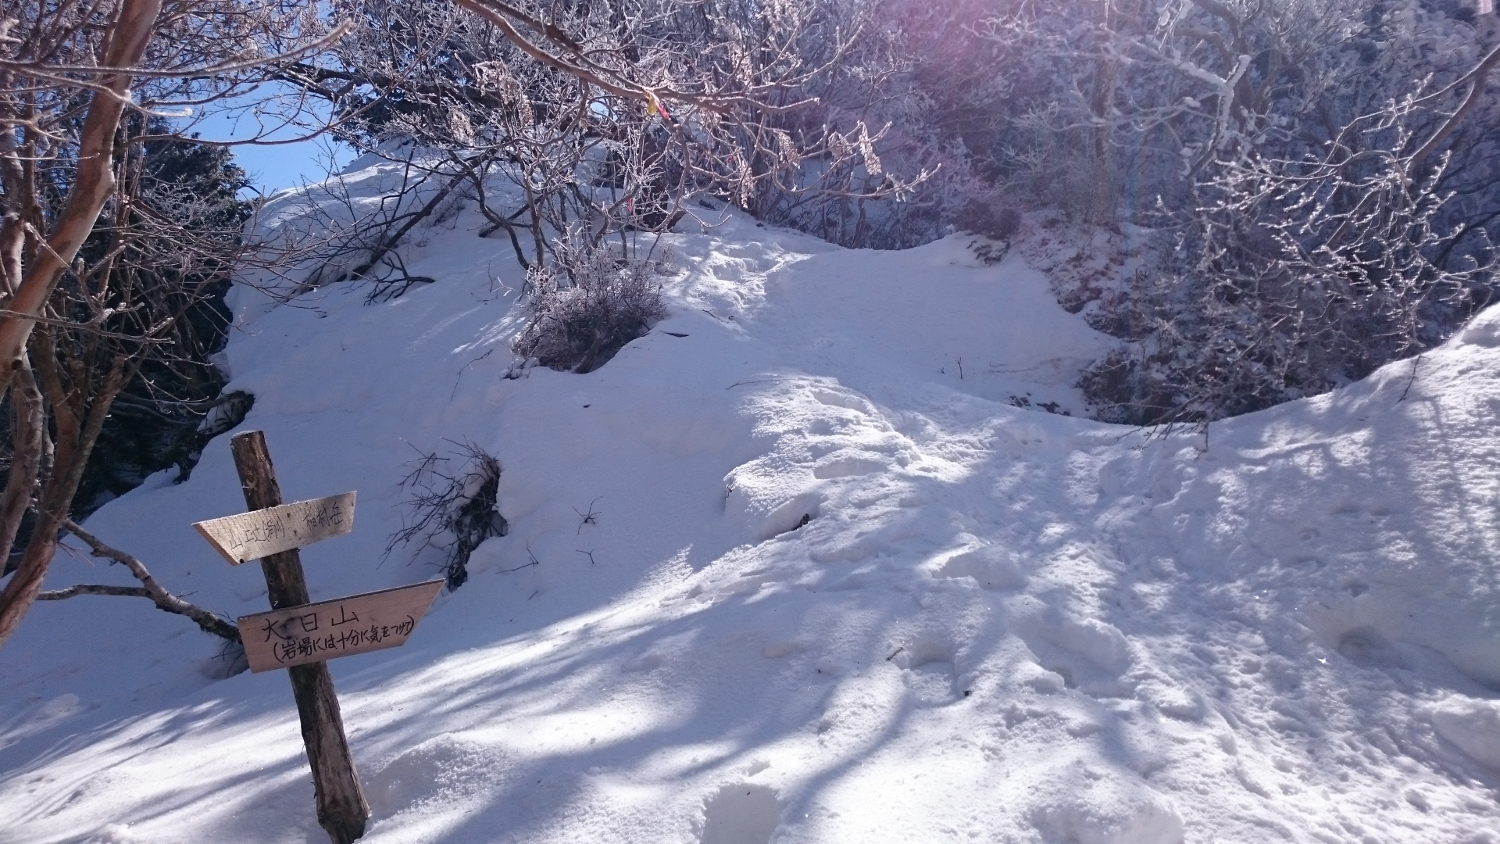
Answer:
[0,0,349,650]
[270,0,928,277]
[0,0,914,651]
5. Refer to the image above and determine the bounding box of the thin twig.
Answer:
[451,348,495,399]
[0,21,354,80]
[1398,355,1422,404]
[727,377,790,390]
[502,542,542,573]
[574,496,602,534]
[0,308,172,342]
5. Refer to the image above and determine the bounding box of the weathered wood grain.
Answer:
[237,579,444,673]
[193,491,356,565]
[230,431,368,844]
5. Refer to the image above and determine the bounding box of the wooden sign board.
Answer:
[238,579,443,673]
[194,492,356,565]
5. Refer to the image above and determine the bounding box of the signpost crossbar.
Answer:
[194,491,356,565]
[238,580,442,673]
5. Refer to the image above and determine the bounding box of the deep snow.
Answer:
[3,157,1500,844]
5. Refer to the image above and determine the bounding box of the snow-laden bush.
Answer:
[512,249,671,374]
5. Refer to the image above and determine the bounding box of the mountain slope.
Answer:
[3,164,1499,844]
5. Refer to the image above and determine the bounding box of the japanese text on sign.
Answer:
[237,579,443,673]
[194,492,356,564]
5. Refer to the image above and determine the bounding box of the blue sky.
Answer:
[175,90,354,194]
[229,135,352,195]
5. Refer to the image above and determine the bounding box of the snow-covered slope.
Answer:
[4,161,1500,844]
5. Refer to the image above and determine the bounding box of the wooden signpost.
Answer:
[194,492,356,565]
[239,580,442,673]
[200,431,443,844]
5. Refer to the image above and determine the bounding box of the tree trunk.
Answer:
[0,358,42,568]
[0,354,130,650]
[0,0,164,397]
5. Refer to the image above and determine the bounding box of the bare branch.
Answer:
[1408,43,1500,169]
[39,584,152,600]
[56,518,240,642]
[0,20,354,81]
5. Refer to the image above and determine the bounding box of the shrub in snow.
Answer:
[387,443,507,591]
[976,0,1500,423]
[1079,136,1496,425]
[513,249,671,374]
[954,195,1022,264]
[954,198,1021,243]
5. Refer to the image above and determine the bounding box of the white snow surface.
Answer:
[5,161,1500,844]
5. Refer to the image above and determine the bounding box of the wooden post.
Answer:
[231,431,370,844]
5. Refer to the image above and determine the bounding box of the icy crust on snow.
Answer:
[4,181,1500,843]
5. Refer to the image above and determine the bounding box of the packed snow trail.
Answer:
[3,163,1500,843]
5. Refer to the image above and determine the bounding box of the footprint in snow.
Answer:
[891,633,965,706]
[700,783,781,844]
[933,545,1028,591]
[1011,601,1134,696]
